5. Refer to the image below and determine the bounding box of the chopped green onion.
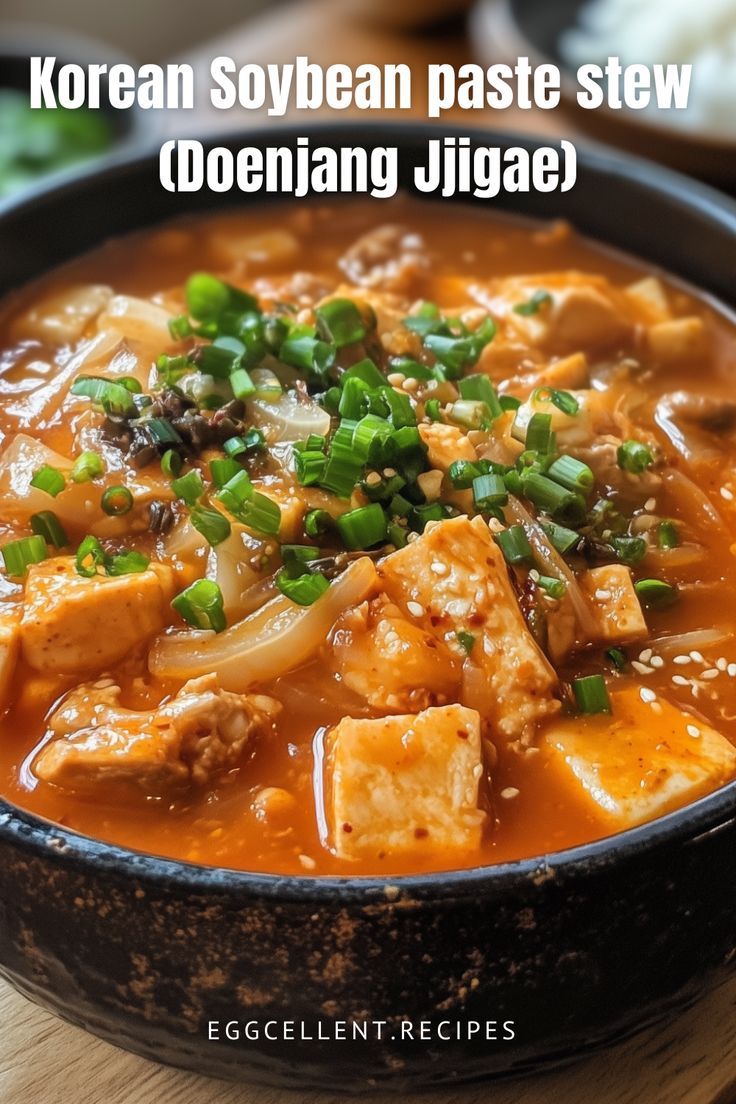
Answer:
[499,394,522,413]
[316,298,367,348]
[533,387,580,416]
[276,570,330,606]
[172,578,227,633]
[186,273,257,323]
[281,544,320,575]
[456,630,476,655]
[304,509,332,539]
[449,459,488,490]
[30,511,68,548]
[424,398,442,422]
[524,412,554,454]
[237,492,281,537]
[217,469,253,511]
[542,521,580,556]
[617,439,654,474]
[190,506,231,546]
[513,289,552,317]
[161,449,182,479]
[448,400,491,431]
[361,471,405,503]
[156,354,191,386]
[352,414,392,464]
[223,430,265,458]
[611,535,647,565]
[634,578,677,608]
[458,374,502,420]
[338,376,370,420]
[388,357,434,381]
[70,450,105,483]
[168,314,192,341]
[295,450,326,487]
[472,473,508,511]
[342,358,385,389]
[409,502,448,532]
[380,386,416,429]
[2,534,47,576]
[572,674,612,714]
[336,503,387,550]
[321,423,363,499]
[209,457,241,489]
[70,375,137,416]
[494,524,534,566]
[536,574,566,599]
[30,465,65,498]
[521,471,586,526]
[171,469,204,506]
[387,521,409,548]
[75,535,106,577]
[231,366,256,400]
[389,493,412,518]
[280,329,335,378]
[658,520,680,550]
[546,455,594,494]
[101,486,133,517]
[606,646,629,671]
[106,550,150,576]
[143,418,182,446]
[403,302,445,338]
[425,317,496,378]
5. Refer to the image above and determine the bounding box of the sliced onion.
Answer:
[149,556,379,691]
[505,495,599,639]
[249,391,331,443]
[653,628,733,654]
[662,469,727,536]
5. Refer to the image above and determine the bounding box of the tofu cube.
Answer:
[378,515,558,742]
[0,606,20,711]
[582,564,647,644]
[646,317,707,364]
[326,704,485,860]
[21,557,175,674]
[544,686,736,829]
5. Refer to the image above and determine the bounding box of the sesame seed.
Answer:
[673,655,691,665]
[402,377,419,393]
[364,471,382,486]
[702,668,719,680]
[407,601,425,618]
[529,569,540,582]
[500,787,520,800]
[639,648,653,663]
[690,650,705,663]
[728,664,736,678]
[721,487,734,502]
[644,498,656,511]
[595,589,612,601]
[716,657,728,671]
[640,687,657,704]
[383,467,397,478]
[430,561,447,575]
[651,702,663,715]
[687,724,701,738]
[672,674,690,686]
[650,655,664,669]
[386,373,405,387]
[631,661,653,675]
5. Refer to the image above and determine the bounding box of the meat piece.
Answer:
[331,598,461,712]
[544,686,736,829]
[339,225,428,293]
[377,515,559,743]
[21,556,176,674]
[35,674,279,793]
[582,565,648,645]
[325,703,485,860]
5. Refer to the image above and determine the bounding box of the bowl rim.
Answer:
[0,120,735,903]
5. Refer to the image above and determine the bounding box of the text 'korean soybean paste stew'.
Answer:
[0,199,734,876]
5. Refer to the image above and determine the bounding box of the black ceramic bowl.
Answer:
[0,126,735,1093]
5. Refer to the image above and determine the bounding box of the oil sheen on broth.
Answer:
[0,199,734,877]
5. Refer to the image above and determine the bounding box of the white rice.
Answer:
[560,0,736,138]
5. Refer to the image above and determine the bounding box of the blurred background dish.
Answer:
[472,0,736,187]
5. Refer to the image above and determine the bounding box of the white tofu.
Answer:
[21,557,175,674]
[377,515,559,742]
[646,317,707,364]
[582,564,648,644]
[325,703,485,860]
[418,422,477,510]
[0,606,20,712]
[544,686,736,829]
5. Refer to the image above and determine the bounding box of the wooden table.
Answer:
[5,2,735,1101]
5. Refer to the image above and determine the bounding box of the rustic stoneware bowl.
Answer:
[0,126,734,1091]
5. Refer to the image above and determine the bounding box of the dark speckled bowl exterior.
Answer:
[0,127,735,1091]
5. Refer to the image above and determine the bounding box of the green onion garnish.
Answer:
[524,412,554,454]
[494,524,534,565]
[336,503,388,550]
[533,387,579,415]
[2,534,47,576]
[513,289,552,317]
[236,492,281,538]
[101,486,134,516]
[281,544,320,573]
[448,399,492,431]
[223,429,265,457]
[387,521,409,549]
[161,449,182,479]
[70,375,138,416]
[316,298,368,348]
[342,358,385,389]
[424,399,442,422]
[617,439,654,474]
[634,578,677,608]
[611,535,647,566]
[572,674,612,714]
[190,506,231,546]
[499,395,522,413]
[521,471,586,526]
[304,509,332,539]
[458,374,502,420]
[30,511,68,548]
[409,502,448,533]
[143,418,182,446]
[541,521,580,556]
[456,630,476,655]
[172,578,227,633]
[70,450,105,483]
[657,520,680,550]
[280,329,335,379]
[276,569,330,606]
[171,470,205,507]
[295,450,326,487]
[231,366,256,400]
[606,646,629,671]
[75,535,106,577]
[536,575,566,599]
[106,551,150,576]
[209,457,241,489]
[472,473,508,511]
[30,465,65,498]
[185,273,257,323]
[546,455,594,494]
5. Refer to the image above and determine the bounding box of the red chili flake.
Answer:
[342,822,353,833]
[457,729,469,740]
[414,827,429,839]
